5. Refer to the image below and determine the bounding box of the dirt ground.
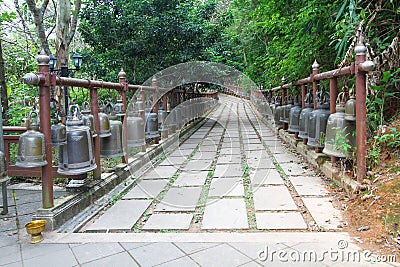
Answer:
[333,119,400,258]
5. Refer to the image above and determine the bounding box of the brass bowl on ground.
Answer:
[25,220,46,244]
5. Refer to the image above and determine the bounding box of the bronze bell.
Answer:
[345,92,356,121]
[274,95,282,125]
[165,108,177,133]
[98,101,112,138]
[288,94,302,133]
[16,110,47,168]
[281,95,293,124]
[175,106,182,129]
[100,119,124,158]
[51,122,67,146]
[58,105,97,175]
[145,112,159,139]
[114,99,125,116]
[308,91,331,149]
[158,109,169,131]
[323,92,356,158]
[126,102,145,148]
[298,92,314,140]
[0,150,8,181]
[81,102,97,138]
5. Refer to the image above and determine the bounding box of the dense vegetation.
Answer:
[1,0,399,129]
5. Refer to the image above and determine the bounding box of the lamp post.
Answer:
[49,52,83,117]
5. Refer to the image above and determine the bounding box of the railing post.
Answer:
[37,52,54,209]
[118,69,127,164]
[312,60,320,110]
[301,84,307,109]
[152,77,159,144]
[355,42,368,183]
[90,86,101,179]
[281,77,286,130]
[140,88,146,152]
[330,77,338,164]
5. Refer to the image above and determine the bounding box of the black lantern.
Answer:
[49,54,57,71]
[72,53,83,70]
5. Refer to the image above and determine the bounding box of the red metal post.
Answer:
[140,88,146,152]
[301,84,306,109]
[151,77,159,143]
[90,87,101,179]
[37,53,54,209]
[330,77,338,164]
[118,69,127,164]
[281,77,286,129]
[312,60,320,110]
[355,43,368,183]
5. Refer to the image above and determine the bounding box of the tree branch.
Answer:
[25,0,51,54]
[14,0,40,52]
[68,0,82,46]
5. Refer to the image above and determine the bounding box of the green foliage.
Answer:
[332,127,353,156]
[79,0,225,84]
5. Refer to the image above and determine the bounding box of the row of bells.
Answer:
[15,97,217,176]
[268,90,356,157]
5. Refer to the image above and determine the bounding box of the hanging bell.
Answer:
[58,105,97,175]
[100,120,124,158]
[288,93,302,133]
[274,95,282,126]
[98,101,112,138]
[81,101,97,138]
[175,106,182,129]
[345,92,356,121]
[114,99,125,116]
[158,109,169,131]
[298,92,314,140]
[16,110,47,168]
[51,122,67,146]
[282,94,293,124]
[145,112,160,139]
[308,91,331,149]
[0,151,9,181]
[323,92,356,158]
[126,102,145,148]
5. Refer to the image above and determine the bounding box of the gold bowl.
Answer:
[25,220,46,244]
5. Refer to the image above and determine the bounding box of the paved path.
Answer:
[1,95,397,266]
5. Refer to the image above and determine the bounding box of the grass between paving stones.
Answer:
[243,100,317,232]
[132,106,225,232]
[238,102,258,230]
[192,104,228,230]
[131,172,182,232]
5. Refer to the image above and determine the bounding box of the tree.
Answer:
[79,0,224,84]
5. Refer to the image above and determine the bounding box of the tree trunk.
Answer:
[55,0,71,67]
[0,37,9,125]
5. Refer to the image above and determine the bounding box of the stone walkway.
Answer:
[84,95,341,233]
[1,95,397,266]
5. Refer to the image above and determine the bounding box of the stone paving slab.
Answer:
[246,157,274,169]
[182,160,212,171]
[216,155,242,164]
[173,171,208,187]
[127,242,186,266]
[249,168,284,185]
[160,156,187,166]
[189,243,252,266]
[81,251,139,266]
[86,200,152,231]
[169,149,193,157]
[288,176,329,196]
[123,180,168,199]
[191,151,217,160]
[201,199,249,229]
[302,197,344,230]
[213,164,243,177]
[142,213,193,230]
[221,141,241,148]
[279,162,310,176]
[179,143,198,150]
[155,187,202,212]
[208,177,244,197]
[142,165,179,179]
[253,186,298,211]
[255,212,307,230]
[273,153,301,163]
[197,145,218,152]
[220,147,241,155]
[70,243,125,265]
